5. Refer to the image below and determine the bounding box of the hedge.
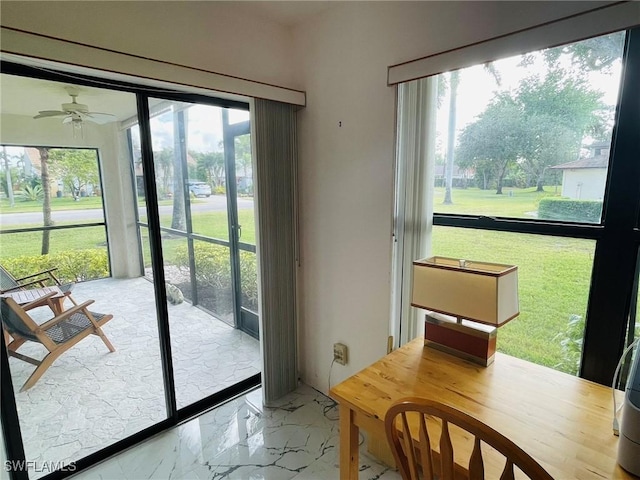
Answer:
[2,249,109,284]
[174,243,258,313]
[538,198,603,223]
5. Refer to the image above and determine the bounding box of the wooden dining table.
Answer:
[330,337,634,479]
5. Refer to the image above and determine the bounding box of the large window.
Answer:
[433,32,625,224]
[396,27,640,385]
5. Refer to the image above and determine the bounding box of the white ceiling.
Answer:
[219,1,333,27]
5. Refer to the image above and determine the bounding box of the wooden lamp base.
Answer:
[424,312,497,366]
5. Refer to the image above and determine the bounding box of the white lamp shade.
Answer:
[411,256,519,326]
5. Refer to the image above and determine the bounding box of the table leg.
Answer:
[339,404,359,480]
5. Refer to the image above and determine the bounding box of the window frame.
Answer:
[431,27,640,385]
[0,144,112,277]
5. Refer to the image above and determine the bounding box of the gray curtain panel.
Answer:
[253,98,298,404]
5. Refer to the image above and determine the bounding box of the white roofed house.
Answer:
[550,142,610,200]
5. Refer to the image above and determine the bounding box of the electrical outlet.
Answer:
[333,343,348,365]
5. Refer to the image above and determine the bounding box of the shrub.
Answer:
[538,198,603,223]
[239,251,258,311]
[18,185,43,202]
[174,243,258,312]
[3,249,109,284]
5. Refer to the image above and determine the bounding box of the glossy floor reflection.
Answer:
[72,384,401,479]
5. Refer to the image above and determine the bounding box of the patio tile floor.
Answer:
[5,277,261,479]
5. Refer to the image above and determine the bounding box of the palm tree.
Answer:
[36,147,53,254]
[443,70,459,205]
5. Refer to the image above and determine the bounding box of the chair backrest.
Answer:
[0,297,42,343]
[0,266,19,292]
[384,398,554,480]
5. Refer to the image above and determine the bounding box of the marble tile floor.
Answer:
[6,277,261,479]
[70,384,402,480]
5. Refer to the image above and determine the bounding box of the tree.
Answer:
[544,32,624,73]
[171,109,187,231]
[49,149,99,200]
[443,70,459,204]
[519,115,576,191]
[456,70,606,194]
[456,95,527,194]
[234,135,252,179]
[193,150,225,187]
[154,148,174,198]
[36,147,53,254]
[441,63,500,202]
[516,70,604,191]
[0,147,18,207]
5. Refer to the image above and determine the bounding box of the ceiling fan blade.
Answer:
[33,110,67,119]
[83,112,117,125]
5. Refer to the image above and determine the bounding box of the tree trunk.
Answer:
[3,147,14,207]
[171,109,187,231]
[37,147,53,254]
[443,70,459,205]
[536,168,547,192]
[496,161,508,195]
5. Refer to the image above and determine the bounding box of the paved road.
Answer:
[0,195,254,227]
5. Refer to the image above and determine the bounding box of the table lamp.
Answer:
[411,256,519,366]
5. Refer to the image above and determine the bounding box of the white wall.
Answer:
[292,1,609,393]
[0,1,298,91]
[561,169,607,201]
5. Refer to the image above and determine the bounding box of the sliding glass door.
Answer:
[142,98,259,408]
[0,71,167,479]
[1,61,261,480]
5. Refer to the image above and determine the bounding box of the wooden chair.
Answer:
[384,398,554,480]
[1,293,115,392]
[0,265,75,306]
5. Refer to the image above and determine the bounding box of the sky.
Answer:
[150,105,249,153]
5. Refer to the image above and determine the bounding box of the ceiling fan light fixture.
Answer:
[33,86,115,134]
[62,113,84,138]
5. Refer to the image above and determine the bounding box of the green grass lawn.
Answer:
[0,226,109,258]
[433,186,560,217]
[0,196,105,213]
[0,195,176,214]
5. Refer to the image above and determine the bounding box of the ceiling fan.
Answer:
[33,86,116,126]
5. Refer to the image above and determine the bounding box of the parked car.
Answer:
[187,181,212,197]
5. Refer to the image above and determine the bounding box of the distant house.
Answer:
[550,142,609,201]
[434,164,473,188]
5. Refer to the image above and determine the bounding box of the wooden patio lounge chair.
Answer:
[0,264,75,293]
[0,264,76,312]
[0,292,115,392]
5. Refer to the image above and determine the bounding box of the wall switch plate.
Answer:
[333,343,348,365]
